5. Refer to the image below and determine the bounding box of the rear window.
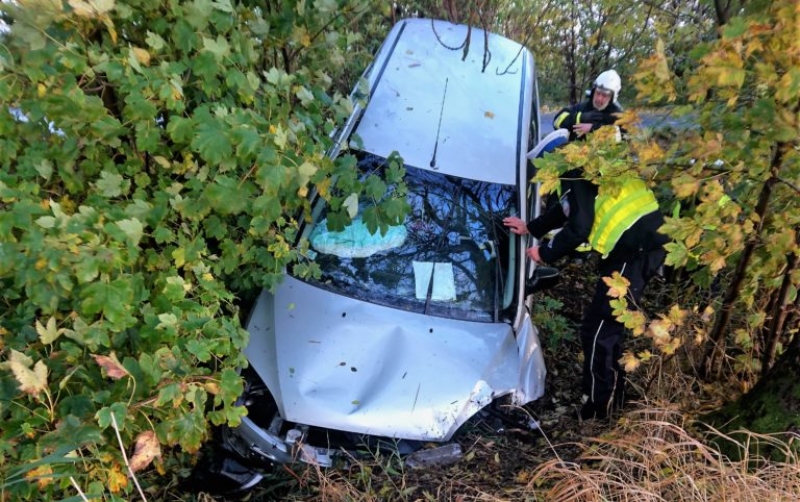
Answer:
[293,152,518,322]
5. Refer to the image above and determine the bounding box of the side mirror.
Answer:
[526,266,560,293]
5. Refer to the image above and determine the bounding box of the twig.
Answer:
[110,413,149,502]
[70,476,90,502]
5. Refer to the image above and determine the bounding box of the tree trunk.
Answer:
[761,228,800,372]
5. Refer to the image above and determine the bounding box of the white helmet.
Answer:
[593,70,621,101]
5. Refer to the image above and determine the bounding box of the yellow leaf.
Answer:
[672,173,700,198]
[316,177,331,198]
[602,272,629,298]
[37,83,46,97]
[8,350,48,398]
[102,16,117,44]
[68,0,95,17]
[667,305,688,327]
[36,316,64,344]
[130,431,161,473]
[132,47,150,66]
[93,353,130,380]
[107,463,129,493]
[637,141,665,165]
[647,318,673,342]
[661,337,682,356]
[620,352,641,373]
[153,156,171,168]
[24,464,53,489]
[172,247,186,267]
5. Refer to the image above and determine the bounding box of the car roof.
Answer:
[352,18,536,186]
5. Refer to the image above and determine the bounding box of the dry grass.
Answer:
[527,408,800,502]
[262,407,800,502]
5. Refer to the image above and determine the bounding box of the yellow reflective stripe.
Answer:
[592,193,658,254]
[589,181,659,257]
[554,111,570,128]
[576,112,582,124]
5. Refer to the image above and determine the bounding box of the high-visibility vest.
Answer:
[588,178,659,257]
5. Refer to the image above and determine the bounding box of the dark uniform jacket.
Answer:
[553,98,624,142]
[525,169,666,265]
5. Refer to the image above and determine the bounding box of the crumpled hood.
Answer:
[244,276,522,441]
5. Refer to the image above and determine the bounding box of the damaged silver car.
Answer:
[208,17,549,491]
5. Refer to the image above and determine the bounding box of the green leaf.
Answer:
[219,368,244,406]
[162,276,188,302]
[95,402,128,430]
[186,339,212,362]
[115,218,144,245]
[191,123,232,166]
[167,116,195,144]
[314,0,337,14]
[145,30,165,50]
[211,0,233,13]
[95,171,129,198]
[297,161,317,185]
[295,85,314,106]
[204,176,251,215]
[75,255,100,283]
[202,36,231,58]
[382,198,409,224]
[156,383,182,407]
[172,409,206,452]
[36,216,57,229]
[80,278,135,328]
[232,127,262,159]
[63,316,110,351]
[721,16,747,39]
[364,175,387,200]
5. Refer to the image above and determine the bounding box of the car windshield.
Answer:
[293,152,518,323]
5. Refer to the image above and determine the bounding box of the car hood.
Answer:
[244,276,525,441]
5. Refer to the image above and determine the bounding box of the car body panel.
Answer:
[354,19,533,185]
[245,277,542,440]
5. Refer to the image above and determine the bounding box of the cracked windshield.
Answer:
[296,153,518,322]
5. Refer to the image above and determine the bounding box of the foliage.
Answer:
[530,296,576,352]
[534,0,798,397]
[634,0,799,376]
[0,0,403,498]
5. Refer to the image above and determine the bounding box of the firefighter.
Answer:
[553,69,624,142]
[504,71,667,420]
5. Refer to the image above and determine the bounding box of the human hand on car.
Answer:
[503,216,529,235]
[526,246,542,263]
[573,122,593,137]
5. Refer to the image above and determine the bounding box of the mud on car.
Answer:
[205,17,549,492]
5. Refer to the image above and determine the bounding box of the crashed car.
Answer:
[211,17,548,489]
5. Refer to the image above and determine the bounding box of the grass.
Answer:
[200,405,799,502]
[528,408,800,502]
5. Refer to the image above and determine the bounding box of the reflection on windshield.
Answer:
[295,153,517,323]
